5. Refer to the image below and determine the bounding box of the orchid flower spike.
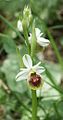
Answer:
[17,6,32,32]
[29,28,50,47]
[23,6,32,20]
[16,54,45,90]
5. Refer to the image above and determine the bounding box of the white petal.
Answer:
[17,20,23,32]
[23,54,32,68]
[16,69,29,81]
[16,69,28,78]
[39,33,43,37]
[35,28,41,37]
[37,37,50,47]
[20,68,28,71]
[36,66,45,74]
[33,62,41,69]
[16,76,25,81]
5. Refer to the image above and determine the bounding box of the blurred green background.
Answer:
[0,0,63,120]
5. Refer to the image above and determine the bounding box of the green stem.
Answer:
[32,90,37,120]
[24,29,30,54]
[22,20,30,54]
[31,22,37,120]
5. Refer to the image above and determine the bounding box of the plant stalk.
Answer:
[32,90,37,120]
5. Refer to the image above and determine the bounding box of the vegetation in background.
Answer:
[0,0,63,120]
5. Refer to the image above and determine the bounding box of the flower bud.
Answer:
[23,6,32,27]
[17,20,23,32]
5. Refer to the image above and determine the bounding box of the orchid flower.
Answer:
[29,28,50,47]
[16,54,45,90]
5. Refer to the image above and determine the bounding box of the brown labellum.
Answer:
[29,72,42,88]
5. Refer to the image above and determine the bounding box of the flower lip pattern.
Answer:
[29,72,42,87]
[16,54,45,90]
[28,28,50,47]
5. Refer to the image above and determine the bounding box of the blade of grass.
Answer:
[46,30,63,70]
[0,33,12,38]
[0,15,24,40]
[45,80,63,95]
[53,102,61,118]
[45,66,63,95]
[50,25,63,29]
[41,63,63,95]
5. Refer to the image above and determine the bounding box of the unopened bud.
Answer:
[17,20,23,32]
[23,6,32,27]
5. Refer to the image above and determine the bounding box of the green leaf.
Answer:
[0,33,16,54]
[1,54,28,93]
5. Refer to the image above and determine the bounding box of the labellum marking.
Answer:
[29,72,41,87]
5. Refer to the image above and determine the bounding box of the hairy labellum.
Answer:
[29,72,42,88]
